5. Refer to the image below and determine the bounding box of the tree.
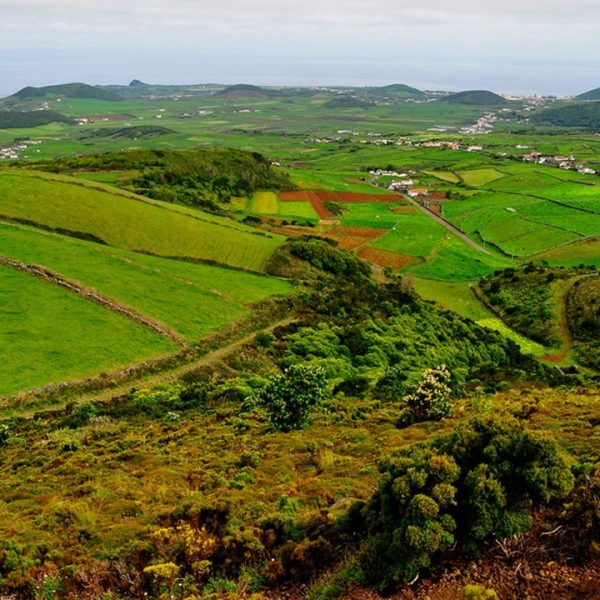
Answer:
[259,364,327,431]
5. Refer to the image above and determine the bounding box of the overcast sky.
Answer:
[1,0,599,96]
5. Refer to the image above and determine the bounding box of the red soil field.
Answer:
[357,247,414,270]
[279,191,309,202]
[335,192,401,203]
[336,237,369,250]
[307,191,334,219]
[391,205,417,214]
[313,190,340,202]
[332,226,387,239]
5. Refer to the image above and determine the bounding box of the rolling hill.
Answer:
[0,110,74,129]
[9,82,122,101]
[0,170,286,271]
[531,100,600,130]
[441,90,507,105]
[377,83,425,97]
[577,86,600,100]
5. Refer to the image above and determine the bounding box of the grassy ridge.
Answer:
[0,221,292,343]
[0,264,176,396]
[0,170,285,271]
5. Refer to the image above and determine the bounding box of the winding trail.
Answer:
[541,280,577,364]
[0,315,297,416]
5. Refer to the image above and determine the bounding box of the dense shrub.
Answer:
[0,424,9,448]
[356,416,574,592]
[259,364,327,431]
[374,365,409,401]
[288,239,371,280]
[397,365,452,426]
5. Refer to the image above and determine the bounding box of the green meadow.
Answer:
[0,170,285,271]
[0,264,177,395]
[0,222,292,343]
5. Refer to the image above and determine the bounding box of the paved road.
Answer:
[403,195,494,256]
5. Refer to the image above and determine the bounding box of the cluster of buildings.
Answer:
[522,151,597,174]
[0,139,42,160]
[459,113,497,135]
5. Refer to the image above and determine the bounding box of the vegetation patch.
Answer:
[0,170,285,271]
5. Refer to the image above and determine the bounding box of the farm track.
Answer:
[0,253,187,345]
[1,315,297,417]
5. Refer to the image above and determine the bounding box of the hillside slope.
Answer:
[9,82,122,102]
[577,86,600,100]
[0,221,291,343]
[441,90,507,105]
[531,101,600,129]
[0,110,74,129]
[0,170,285,271]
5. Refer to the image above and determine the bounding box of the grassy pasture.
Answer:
[339,202,405,229]
[407,237,510,280]
[249,190,279,214]
[423,170,461,183]
[0,170,285,271]
[246,191,320,220]
[443,191,597,256]
[0,221,292,342]
[370,212,446,256]
[458,168,506,186]
[0,263,177,396]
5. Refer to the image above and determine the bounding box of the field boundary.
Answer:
[0,253,187,345]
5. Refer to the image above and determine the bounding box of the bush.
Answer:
[0,424,8,448]
[397,365,452,426]
[259,364,327,432]
[356,416,574,593]
[373,365,408,402]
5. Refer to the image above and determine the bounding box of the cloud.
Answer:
[0,0,597,94]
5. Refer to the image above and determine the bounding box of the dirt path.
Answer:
[541,282,573,363]
[0,253,187,345]
[2,316,297,416]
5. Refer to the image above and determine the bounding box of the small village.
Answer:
[0,139,42,160]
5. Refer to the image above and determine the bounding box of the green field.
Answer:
[0,264,177,395]
[458,168,506,186]
[0,171,285,271]
[0,221,292,343]
[246,191,320,220]
[339,202,405,229]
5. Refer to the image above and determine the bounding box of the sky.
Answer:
[1,0,599,96]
